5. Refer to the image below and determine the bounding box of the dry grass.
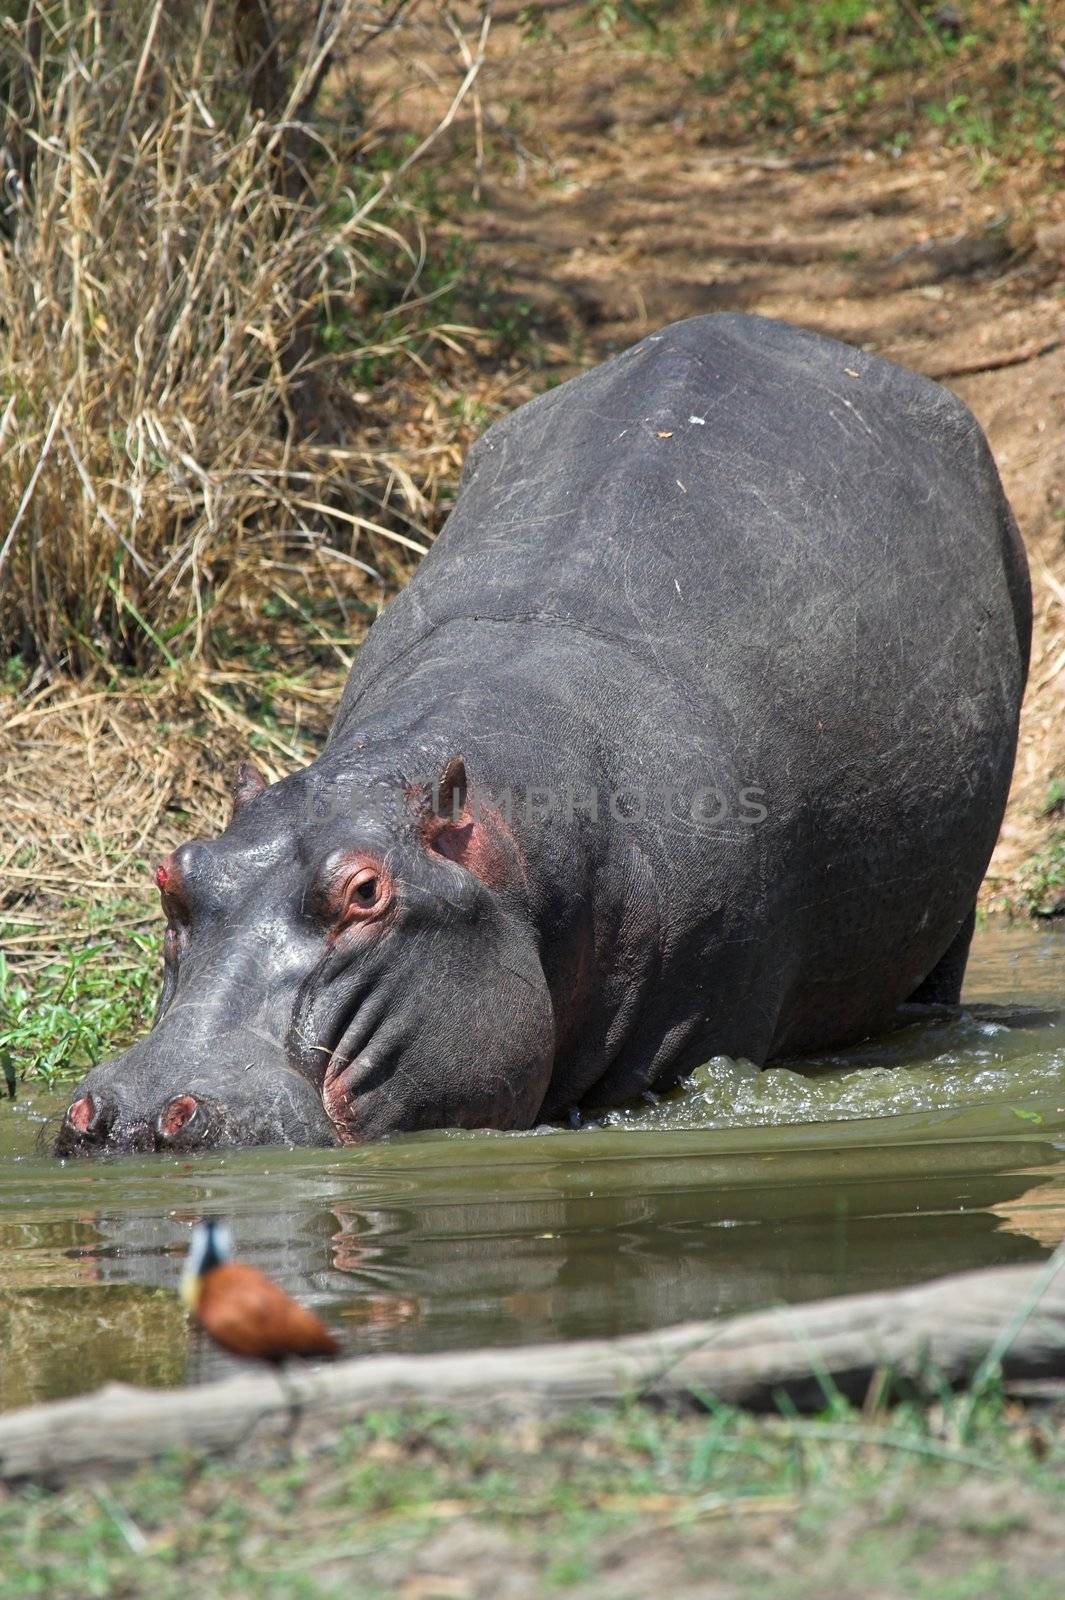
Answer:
[0,0,492,677]
[0,671,328,967]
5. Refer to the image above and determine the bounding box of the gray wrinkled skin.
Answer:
[56,313,1031,1156]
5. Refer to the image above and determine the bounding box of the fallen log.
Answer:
[2,1262,1064,1483]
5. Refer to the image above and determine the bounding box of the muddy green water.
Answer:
[2,924,1064,1411]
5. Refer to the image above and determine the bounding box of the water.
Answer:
[1,923,1063,1411]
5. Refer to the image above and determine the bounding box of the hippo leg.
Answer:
[906,905,977,1006]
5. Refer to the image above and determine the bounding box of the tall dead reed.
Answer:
[0,0,489,674]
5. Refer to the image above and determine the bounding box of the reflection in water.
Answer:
[991,1179,1065,1247]
[2,1287,186,1412]
[0,923,1063,1408]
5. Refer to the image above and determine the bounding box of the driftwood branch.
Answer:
[697,153,850,172]
[923,335,1065,380]
[3,1263,1065,1483]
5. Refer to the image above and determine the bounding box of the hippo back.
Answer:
[337,314,1028,752]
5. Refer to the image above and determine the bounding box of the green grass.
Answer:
[685,0,1064,159]
[0,910,159,1087]
[1040,778,1065,820]
[1,1395,1063,1597]
[324,153,542,387]
[1021,831,1065,918]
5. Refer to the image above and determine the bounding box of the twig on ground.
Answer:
[924,336,1065,380]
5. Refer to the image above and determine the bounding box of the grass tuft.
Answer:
[1021,831,1065,919]
[0,926,159,1086]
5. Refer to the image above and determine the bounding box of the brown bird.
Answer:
[181,1219,339,1364]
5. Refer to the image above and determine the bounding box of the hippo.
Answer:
[55,313,1031,1155]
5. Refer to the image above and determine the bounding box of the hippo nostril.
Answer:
[159,1094,197,1136]
[67,1095,93,1134]
[155,1094,211,1150]
[65,1092,113,1142]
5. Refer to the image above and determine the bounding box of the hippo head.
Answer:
[55,752,555,1155]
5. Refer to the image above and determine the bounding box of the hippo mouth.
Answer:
[314,995,396,1144]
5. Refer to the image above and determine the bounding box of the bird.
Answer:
[181,1219,339,1365]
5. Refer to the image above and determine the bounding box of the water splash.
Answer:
[604,1006,1065,1131]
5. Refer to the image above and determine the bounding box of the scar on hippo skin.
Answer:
[322,1052,375,1144]
[433,752,468,819]
[413,754,528,893]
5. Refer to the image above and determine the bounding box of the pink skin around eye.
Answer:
[328,856,392,931]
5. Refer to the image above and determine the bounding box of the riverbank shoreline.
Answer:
[5,1263,1065,1598]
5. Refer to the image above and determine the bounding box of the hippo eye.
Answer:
[338,865,390,922]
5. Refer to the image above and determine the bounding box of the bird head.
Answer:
[181,1218,234,1311]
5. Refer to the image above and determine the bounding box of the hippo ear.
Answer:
[418,756,523,892]
[230,760,268,818]
[433,754,467,821]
